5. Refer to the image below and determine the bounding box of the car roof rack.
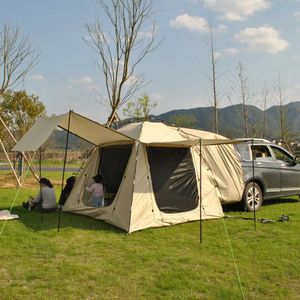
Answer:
[234,138,271,143]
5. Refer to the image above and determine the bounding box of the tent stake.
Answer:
[58,110,72,232]
[199,139,203,244]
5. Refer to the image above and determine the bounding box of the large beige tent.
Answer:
[13,111,244,233]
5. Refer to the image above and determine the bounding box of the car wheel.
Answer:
[243,182,263,212]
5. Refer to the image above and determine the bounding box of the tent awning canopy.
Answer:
[12,111,250,152]
[12,111,134,152]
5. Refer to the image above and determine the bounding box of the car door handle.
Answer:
[256,162,262,166]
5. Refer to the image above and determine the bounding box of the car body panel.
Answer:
[235,141,300,201]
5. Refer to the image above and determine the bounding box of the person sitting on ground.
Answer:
[23,178,57,212]
[58,176,76,208]
[85,174,105,207]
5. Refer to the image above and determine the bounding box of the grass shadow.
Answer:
[223,197,300,213]
[263,197,300,206]
[1,204,125,234]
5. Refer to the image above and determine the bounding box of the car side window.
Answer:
[271,146,294,163]
[235,144,251,160]
[251,145,272,161]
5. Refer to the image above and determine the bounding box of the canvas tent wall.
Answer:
[13,111,244,233]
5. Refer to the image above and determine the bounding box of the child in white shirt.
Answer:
[86,174,105,207]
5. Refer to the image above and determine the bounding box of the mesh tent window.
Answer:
[98,144,133,205]
[147,146,198,213]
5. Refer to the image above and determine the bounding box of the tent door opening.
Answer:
[98,144,133,205]
[147,146,199,213]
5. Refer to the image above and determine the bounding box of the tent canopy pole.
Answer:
[58,110,72,232]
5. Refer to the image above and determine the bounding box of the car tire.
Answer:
[243,182,263,212]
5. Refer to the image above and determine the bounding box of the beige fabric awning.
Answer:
[12,111,134,152]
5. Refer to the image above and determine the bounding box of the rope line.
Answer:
[222,217,246,300]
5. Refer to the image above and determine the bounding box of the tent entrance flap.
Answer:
[147,146,198,213]
[98,144,133,204]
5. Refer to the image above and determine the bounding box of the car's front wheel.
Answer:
[243,182,263,212]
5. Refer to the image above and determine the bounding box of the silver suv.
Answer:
[235,140,300,211]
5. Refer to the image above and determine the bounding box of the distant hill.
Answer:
[47,102,300,149]
[158,101,300,139]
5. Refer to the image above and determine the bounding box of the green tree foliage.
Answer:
[0,90,46,143]
[123,94,157,121]
[169,114,198,128]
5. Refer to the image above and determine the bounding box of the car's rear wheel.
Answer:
[243,182,263,212]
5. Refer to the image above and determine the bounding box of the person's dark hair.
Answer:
[93,174,103,183]
[39,177,53,188]
[66,176,76,185]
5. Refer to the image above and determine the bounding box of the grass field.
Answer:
[0,184,300,299]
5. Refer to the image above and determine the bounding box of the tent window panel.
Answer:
[147,146,198,213]
[98,144,132,204]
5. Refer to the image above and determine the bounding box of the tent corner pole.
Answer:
[57,110,72,233]
[251,139,256,230]
[39,147,43,222]
[199,138,203,244]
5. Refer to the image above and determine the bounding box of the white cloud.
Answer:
[223,47,239,56]
[204,0,270,21]
[170,14,208,32]
[294,12,300,20]
[28,74,45,81]
[234,25,289,54]
[68,76,99,92]
[70,76,93,85]
[216,24,227,32]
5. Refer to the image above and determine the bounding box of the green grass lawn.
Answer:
[0,186,300,299]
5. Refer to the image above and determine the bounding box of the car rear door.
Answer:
[270,145,300,196]
[250,145,281,198]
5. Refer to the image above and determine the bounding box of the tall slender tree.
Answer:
[260,83,270,139]
[84,0,160,126]
[0,24,39,96]
[273,72,290,145]
[229,62,254,138]
[204,23,220,134]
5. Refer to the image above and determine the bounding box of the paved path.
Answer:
[0,164,80,173]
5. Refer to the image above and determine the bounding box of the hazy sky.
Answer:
[1,0,300,122]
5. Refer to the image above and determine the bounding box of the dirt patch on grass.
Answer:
[0,174,60,189]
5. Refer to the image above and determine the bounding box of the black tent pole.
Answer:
[199,139,203,244]
[57,110,72,232]
[39,147,43,222]
[251,139,256,230]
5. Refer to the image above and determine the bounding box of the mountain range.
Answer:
[158,101,300,140]
[49,101,300,149]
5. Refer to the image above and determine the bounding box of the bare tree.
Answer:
[229,62,254,137]
[84,0,160,126]
[0,24,39,96]
[273,72,290,145]
[0,24,40,185]
[260,83,270,138]
[204,23,220,134]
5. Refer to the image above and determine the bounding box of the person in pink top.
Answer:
[86,174,105,207]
